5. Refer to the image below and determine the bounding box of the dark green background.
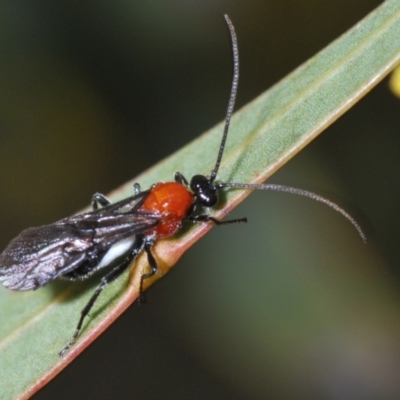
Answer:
[1,1,399,399]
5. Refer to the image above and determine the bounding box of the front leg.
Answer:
[185,214,247,225]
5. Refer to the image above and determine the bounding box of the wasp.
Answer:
[0,15,365,356]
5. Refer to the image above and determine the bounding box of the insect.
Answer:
[0,15,366,357]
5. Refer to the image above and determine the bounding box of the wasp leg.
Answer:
[58,241,144,357]
[138,240,158,303]
[92,193,111,210]
[174,172,189,186]
[58,261,130,356]
[185,214,247,225]
[133,183,141,195]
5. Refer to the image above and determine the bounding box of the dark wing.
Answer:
[0,191,161,291]
[0,224,93,290]
[88,190,151,217]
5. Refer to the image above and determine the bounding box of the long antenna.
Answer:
[209,14,239,183]
[218,182,367,243]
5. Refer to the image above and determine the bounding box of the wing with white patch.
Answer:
[0,191,161,291]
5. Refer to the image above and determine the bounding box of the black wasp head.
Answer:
[190,174,218,208]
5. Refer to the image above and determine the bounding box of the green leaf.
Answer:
[2,1,400,398]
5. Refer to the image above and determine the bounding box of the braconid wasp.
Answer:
[0,15,366,357]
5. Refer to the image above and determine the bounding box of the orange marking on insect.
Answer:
[141,182,194,238]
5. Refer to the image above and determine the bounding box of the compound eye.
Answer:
[200,191,218,207]
[190,175,218,208]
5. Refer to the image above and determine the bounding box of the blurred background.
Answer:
[1,1,400,399]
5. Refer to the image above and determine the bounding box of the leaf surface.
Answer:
[1,1,400,398]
